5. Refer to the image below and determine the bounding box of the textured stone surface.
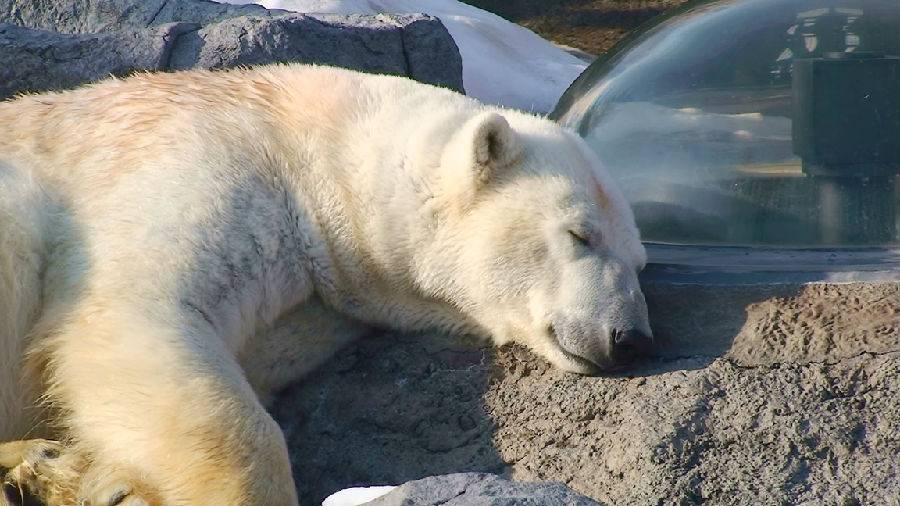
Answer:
[394,14,466,95]
[167,14,408,74]
[0,0,277,34]
[366,473,601,506]
[274,281,900,505]
[0,0,463,99]
[0,22,188,98]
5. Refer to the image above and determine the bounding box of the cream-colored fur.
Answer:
[0,65,649,505]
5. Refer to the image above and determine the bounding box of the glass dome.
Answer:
[554,0,900,247]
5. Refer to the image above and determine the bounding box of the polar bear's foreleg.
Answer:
[3,298,364,505]
[24,303,299,505]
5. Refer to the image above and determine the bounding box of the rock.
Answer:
[0,0,278,34]
[392,14,464,94]
[365,473,602,506]
[0,0,463,99]
[167,14,407,75]
[0,22,188,98]
[274,281,900,505]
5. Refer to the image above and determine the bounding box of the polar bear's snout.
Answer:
[609,327,654,366]
[543,261,653,373]
[550,308,653,372]
[601,288,654,368]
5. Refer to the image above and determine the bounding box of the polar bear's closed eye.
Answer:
[567,229,594,248]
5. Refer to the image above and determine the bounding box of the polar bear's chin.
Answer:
[535,338,607,376]
[550,351,605,376]
[556,349,605,376]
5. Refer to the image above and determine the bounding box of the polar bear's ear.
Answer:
[440,112,522,204]
[466,112,522,181]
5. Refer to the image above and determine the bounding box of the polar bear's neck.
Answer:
[265,66,485,337]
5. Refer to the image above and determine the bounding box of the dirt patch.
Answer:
[462,0,690,55]
[275,281,900,504]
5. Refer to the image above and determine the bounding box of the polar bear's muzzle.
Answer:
[548,305,653,372]
[608,327,654,366]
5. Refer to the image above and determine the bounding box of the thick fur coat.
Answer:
[0,65,649,505]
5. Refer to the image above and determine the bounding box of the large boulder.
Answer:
[0,0,463,99]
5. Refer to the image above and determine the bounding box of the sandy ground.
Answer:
[276,282,900,505]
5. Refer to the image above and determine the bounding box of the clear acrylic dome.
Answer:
[554,0,900,247]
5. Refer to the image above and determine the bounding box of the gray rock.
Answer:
[0,0,463,99]
[168,14,407,75]
[0,0,278,34]
[365,473,602,506]
[0,22,186,98]
[391,14,463,95]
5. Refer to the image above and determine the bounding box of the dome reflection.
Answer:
[554,0,900,247]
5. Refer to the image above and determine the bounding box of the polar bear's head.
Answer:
[420,111,652,375]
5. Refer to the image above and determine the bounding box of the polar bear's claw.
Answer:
[79,469,155,506]
[0,441,156,506]
[0,439,81,506]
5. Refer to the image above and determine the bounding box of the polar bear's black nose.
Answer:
[610,328,653,364]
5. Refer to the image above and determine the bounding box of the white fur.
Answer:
[0,64,647,504]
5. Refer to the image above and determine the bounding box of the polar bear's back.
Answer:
[0,64,476,194]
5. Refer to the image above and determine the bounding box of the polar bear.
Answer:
[0,64,651,505]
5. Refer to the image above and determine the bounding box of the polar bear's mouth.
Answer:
[559,347,605,373]
[547,324,607,373]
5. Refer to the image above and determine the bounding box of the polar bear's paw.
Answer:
[78,468,157,506]
[0,440,156,506]
[0,439,82,506]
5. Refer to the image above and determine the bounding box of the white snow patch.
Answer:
[216,0,588,113]
[322,486,397,506]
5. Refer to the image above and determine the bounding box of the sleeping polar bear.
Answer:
[0,64,651,505]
